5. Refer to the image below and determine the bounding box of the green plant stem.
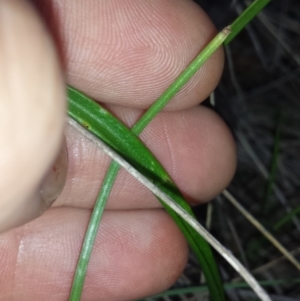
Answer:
[69,28,229,301]
[225,0,271,45]
[69,0,272,299]
[68,162,119,300]
[132,27,230,134]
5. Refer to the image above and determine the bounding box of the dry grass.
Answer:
[144,0,300,300]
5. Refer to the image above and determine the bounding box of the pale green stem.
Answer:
[69,28,229,301]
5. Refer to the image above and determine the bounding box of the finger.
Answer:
[31,0,224,110]
[0,207,188,301]
[0,0,66,232]
[55,105,236,209]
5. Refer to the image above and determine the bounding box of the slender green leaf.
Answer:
[68,87,225,301]
[68,28,229,301]
[225,0,271,45]
[67,161,119,300]
[68,0,273,299]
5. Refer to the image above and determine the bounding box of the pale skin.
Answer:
[0,0,236,300]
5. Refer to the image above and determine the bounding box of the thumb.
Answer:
[0,0,67,233]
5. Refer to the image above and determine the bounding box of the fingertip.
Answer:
[178,107,237,202]
[0,208,189,300]
[139,106,236,203]
[56,0,224,109]
[0,0,66,232]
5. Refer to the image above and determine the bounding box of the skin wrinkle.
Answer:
[93,2,186,100]
[36,208,185,301]
[0,0,237,299]
[104,0,181,49]
[0,0,66,233]
[161,117,176,179]
[56,0,223,108]
[54,105,236,210]
[31,0,223,110]
[11,228,25,301]
[11,209,83,299]
[112,209,185,300]
[31,0,223,112]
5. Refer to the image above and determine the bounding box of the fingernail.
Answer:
[39,136,68,207]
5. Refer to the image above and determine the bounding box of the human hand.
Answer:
[0,0,236,300]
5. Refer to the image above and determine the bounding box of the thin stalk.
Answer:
[225,0,271,45]
[68,118,272,301]
[69,28,229,301]
[132,27,230,134]
[223,189,300,271]
[69,0,273,299]
[68,160,119,300]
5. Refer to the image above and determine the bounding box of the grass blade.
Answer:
[225,0,271,45]
[223,189,300,271]
[68,27,230,301]
[68,86,226,301]
[68,0,273,299]
[68,98,272,301]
